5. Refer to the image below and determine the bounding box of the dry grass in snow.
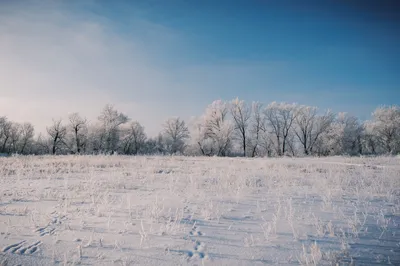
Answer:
[0,155,399,265]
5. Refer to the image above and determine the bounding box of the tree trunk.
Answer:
[251,145,257,157]
[276,136,281,156]
[242,135,246,157]
[52,133,59,155]
[20,142,27,154]
[282,137,286,156]
[1,137,9,153]
[75,128,80,154]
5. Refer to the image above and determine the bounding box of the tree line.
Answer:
[1,101,399,157]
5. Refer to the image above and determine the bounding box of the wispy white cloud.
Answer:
[0,1,186,135]
[0,1,290,136]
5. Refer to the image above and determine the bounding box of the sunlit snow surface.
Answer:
[0,155,399,265]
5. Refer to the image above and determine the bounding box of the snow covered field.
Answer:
[0,156,399,266]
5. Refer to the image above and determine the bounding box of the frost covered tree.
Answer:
[333,113,363,155]
[362,121,380,154]
[230,98,251,157]
[47,119,67,155]
[294,106,334,155]
[8,122,21,154]
[140,137,161,155]
[121,121,147,155]
[264,102,299,156]
[0,117,12,153]
[162,117,189,154]
[98,104,129,153]
[315,113,362,156]
[248,102,264,157]
[34,133,51,155]
[340,114,364,155]
[69,113,88,154]
[189,100,234,156]
[188,116,214,156]
[203,100,234,156]
[18,123,35,154]
[366,106,400,154]
[2,99,398,157]
[0,121,34,154]
[83,124,99,154]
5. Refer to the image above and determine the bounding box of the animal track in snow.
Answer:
[185,241,209,261]
[193,240,206,252]
[2,241,25,253]
[34,213,66,237]
[2,240,42,254]
[189,226,204,236]
[35,227,56,237]
[178,224,210,261]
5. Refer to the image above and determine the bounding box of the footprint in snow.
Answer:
[2,240,42,255]
[33,213,66,237]
[189,226,204,236]
[185,241,209,261]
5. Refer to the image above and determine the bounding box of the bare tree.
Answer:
[294,106,317,155]
[230,98,251,157]
[121,121,147,155]
[162,117,189,154]
[248,102,264,157]
[294,106,334,155]
[8,122,21,154]
[69,113,88,154]
[19,123,35,154]
[33,133,50,155]
[285,132,297,157]
[47,119,67,155]
[264,102,299,156]
[98,104,129,153]
[0,120,35,154]
[0,117,6,140]
[258,129,274,157]
[188,117,213,156]
[0,117,12,153]
[84,124,103,154]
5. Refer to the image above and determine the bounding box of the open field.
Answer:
[0,155,399,266]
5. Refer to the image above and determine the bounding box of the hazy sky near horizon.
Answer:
[1,0,399,136]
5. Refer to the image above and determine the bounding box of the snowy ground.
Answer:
[0,155,399,266]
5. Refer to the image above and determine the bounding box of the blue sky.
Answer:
[0,0,399,135]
